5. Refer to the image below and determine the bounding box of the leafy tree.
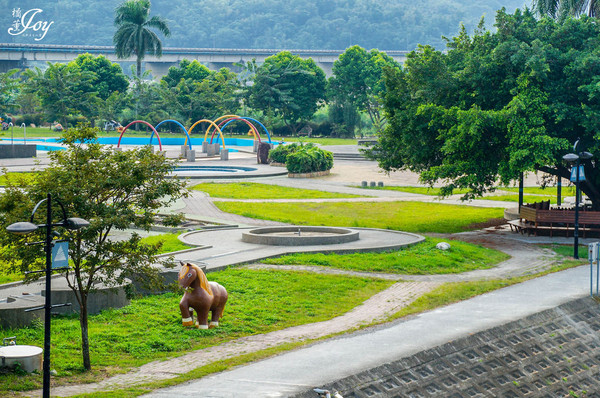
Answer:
[249,51,326,134]
[69,54,129,101]
[97,91,129,125]
[328,46,401,135]
[23,63,99,128]
[161,59,212,88]
[0,69,20,115]
[369,9,600,207]
[113,0,171,78]
[0,124,187,370]
[532,0,600,19]
[161,63,240,123]
[328,100,362,138]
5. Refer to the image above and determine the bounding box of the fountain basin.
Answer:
[242,226,359,246]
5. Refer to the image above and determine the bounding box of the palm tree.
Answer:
[113,0,170,78]
[533,0,600,20]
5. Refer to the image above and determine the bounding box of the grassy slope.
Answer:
[214,201,504,233]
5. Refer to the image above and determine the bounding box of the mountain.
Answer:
[1,0,528,51]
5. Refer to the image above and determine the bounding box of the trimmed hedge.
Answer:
[268,142,301,164]
[286,146,333,174]
[268,143,334,174]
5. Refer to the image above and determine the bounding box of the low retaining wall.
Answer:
[0,294,45,328]
[45,283,130,316]
[0,280,131,328]
[0,144,36,159]
[0,268,181,328]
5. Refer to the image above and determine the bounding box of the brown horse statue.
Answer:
[178,262,228,329]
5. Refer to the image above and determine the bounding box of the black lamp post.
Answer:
[563,139,593,259]
[6,193,89,398]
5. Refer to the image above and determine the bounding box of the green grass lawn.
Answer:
[263,237,509,274]
[478,194,556,203]
[214,201,505,233]
[500,186,576,196]
[541,243,587,259]
[357,185,580,204]
[0,171,38,186]
[359,186,472,196]
[192,182,367,199]
[138,233,192,253]
[364,185,575,197]
[0,268,392,393]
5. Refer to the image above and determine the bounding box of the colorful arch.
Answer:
[239,117,272,143]
[117,120,162,151]
[206,115,271,144]
[204,114,238,142]
[211,117,261,144]
[187,119,226,149]
[153,119,193,150]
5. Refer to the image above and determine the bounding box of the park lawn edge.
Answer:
[45,258,586,397]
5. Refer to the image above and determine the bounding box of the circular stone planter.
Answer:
[288,170,331,178]
[242,226,359,246]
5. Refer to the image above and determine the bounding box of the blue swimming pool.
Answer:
[41,137,263,147]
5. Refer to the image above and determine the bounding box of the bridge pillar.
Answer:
[316,62,334,77]
[0,59,24,73]
[208,61,234,71]
[145,61,178,79]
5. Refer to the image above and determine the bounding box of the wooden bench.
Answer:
[507,220,532,235]
[518,205,600,237]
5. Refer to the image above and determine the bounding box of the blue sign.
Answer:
[51,241,69,269]
[570,165,586,182]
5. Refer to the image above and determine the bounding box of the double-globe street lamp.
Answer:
[563,139,593,259]
[6,193,89,398]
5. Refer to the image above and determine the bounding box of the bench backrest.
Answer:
[520,207,600,225]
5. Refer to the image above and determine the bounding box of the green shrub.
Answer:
[268,142,300,164]
[13,113,45,127]
[286,146,333,173]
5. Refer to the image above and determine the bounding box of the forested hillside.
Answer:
[2,0,526,50]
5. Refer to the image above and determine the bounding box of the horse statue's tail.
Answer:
[190,263,213,296]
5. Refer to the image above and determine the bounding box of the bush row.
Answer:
[268,143,333,174]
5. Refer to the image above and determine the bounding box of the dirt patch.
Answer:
[463,217,506,231]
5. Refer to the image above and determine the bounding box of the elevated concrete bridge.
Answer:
[0,43,408,77]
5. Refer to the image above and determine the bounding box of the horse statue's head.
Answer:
[178,261,213,295]
[178,262,197,289]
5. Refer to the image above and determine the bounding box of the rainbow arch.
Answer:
[117,120,163,151]
[152,119,193,150]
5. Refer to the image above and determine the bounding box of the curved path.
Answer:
[41,227,563,397]
[15,149,582,397]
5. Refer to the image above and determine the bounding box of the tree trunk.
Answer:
[136,57,142,79]
[79,297,91,370]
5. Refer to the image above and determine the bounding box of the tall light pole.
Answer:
[563,139,593,259]
[6,193,89,398]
